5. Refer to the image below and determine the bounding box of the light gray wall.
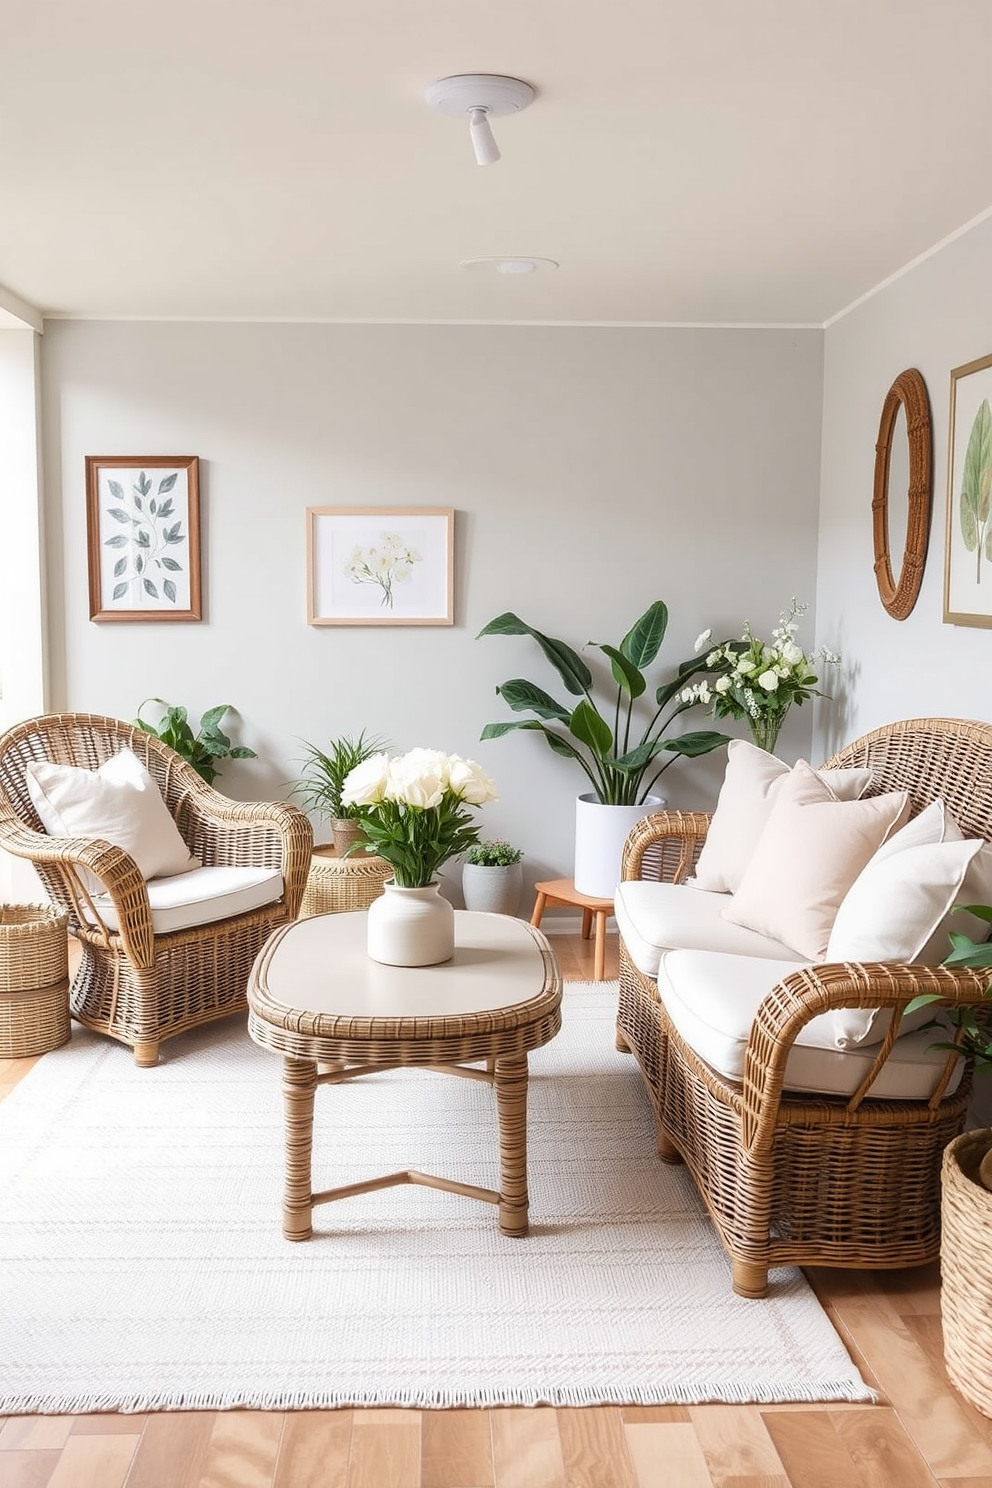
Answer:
[40,321,823,903]
[814,216,992,762]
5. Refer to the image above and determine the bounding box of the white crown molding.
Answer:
[825,203,992,328]
[0,285,43,333]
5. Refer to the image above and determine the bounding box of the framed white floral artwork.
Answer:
[944,353,992,628]
[85,456,201,622]
[306,507,454,626]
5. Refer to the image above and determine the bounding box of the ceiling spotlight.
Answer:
[460,257,559,275]
[425,74,536,166]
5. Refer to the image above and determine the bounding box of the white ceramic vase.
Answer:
[366,879,455,967]
[461,861,523,916]
[573,793,665,900]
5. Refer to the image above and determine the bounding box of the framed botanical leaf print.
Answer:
[944,355,992,628]
[86,456,202,622]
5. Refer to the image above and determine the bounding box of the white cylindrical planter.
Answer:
[366,880,455,966]
[573,794,665,900]
[462,862,523,916]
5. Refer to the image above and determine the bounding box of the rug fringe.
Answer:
[0,1379,877,1415]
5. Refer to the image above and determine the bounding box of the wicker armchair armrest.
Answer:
[172,775,313,910]
[620,809,713,884]
[741,960,991,1151]
[0,809,154,965]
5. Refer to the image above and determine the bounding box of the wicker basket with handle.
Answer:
[0,903,71,1057]
[942,1129,992,1417]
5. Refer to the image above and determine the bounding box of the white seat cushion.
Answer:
[81,865,284,935]
[614,879,803,979]
[658,948,963,1100]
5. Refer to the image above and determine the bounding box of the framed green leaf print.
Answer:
[86,456,201,622]
[945,355,992,628]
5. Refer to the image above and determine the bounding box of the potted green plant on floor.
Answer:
[291,731,389,856]
[477,601,730,898]
[134,699,257,785]
[462,839,524,916]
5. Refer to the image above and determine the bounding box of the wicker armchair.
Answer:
[616,717,992,1297]
[0,712,313,1067]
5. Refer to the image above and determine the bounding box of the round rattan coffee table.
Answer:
[247,909,562,1240]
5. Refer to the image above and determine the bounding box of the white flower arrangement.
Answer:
[343,531,422,609]
[680,599,840,752]
[342,748,498,886]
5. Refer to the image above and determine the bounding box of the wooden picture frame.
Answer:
[944,353,992,628]
[86,456,202,622]
[307,507,454,626]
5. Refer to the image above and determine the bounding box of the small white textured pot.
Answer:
[573,794,665,900]
[366,879,455,967]
[462,861,523,916]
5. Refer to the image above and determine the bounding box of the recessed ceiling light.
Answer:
[460,257,559,275]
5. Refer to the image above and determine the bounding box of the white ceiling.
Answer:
[3,0,992,327]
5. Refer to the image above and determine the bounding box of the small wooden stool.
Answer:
[530,878,613,981]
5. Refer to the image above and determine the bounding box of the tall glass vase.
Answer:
[748,712,787,754]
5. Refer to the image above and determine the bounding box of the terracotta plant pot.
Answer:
[331,818,367,857]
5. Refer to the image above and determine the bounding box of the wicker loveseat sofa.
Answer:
[0,712,313,1067]
[615,717,992,1298]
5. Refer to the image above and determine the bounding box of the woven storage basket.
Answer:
[942,1129,992,1416]
[0,903,71,1057]
[299,848,392,918]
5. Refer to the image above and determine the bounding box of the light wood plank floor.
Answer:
[2,928,990,1487]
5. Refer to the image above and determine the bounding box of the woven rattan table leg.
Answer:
[282,1056,318,1241]
[494,1052,529,1237]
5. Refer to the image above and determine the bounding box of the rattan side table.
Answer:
[0,903,71,1057]
[299,846,392,918]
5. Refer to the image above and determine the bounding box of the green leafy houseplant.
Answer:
[907,910,992,1070]
[477,602,731,806]
[290,731,389,857]
[134,699,257,787]
[290,732,389,823]
[465,838,523,867]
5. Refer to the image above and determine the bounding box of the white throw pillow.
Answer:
[722,761,911,959]
[26,748,199,882]
[825,801,984,1046]
[691,740,875,894]
[828,797,992,963]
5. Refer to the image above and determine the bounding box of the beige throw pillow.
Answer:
[722,761,911,959]
[26,748,199,882]
[691,740,874,894]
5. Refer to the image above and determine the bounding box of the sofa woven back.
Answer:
[822,716,992,842]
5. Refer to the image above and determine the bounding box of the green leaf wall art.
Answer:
[959,398,992,583]
[105,470,185,603]
[86,456,202,622]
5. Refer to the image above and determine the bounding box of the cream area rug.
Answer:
[0,981,872,1413]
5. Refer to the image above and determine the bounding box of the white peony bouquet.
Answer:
[679,599,840,753]
[342,747,498,886]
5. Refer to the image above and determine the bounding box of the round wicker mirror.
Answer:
[871,367,933,620]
